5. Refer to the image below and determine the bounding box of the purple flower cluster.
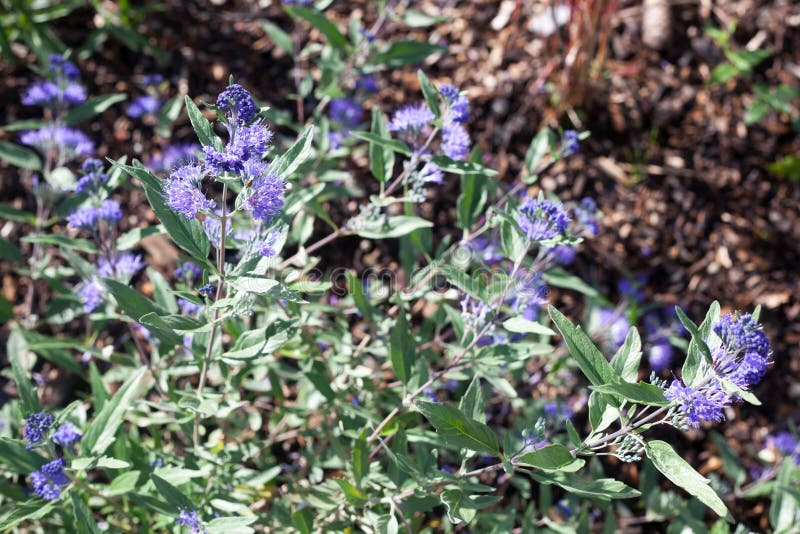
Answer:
[217,83,257,127]
[21,55,86,108]
[148,143,201,173]
[52,422,82,447]
[203,123,272,175]
[97,253,146,283]
[439,84,470,161]
[241,162,285,224]
[595,308,630,351]
[75,158,109,194]
[665,311,771,427]
[23,412,55,445]
[174,261,203,281]
[573,197,599,236]
[767,432,800,463]
[30,458,69,500]
[561,129,580,156]
[508,270,549,320]
[329,98,364,128]
[20,126,94,162]
[66,199,123,230]
[127,95,162,119]
[77,279,104,313]
[388,102,434,136]
[516,197,570,242]
[177,509,204,533]
[164,164,216,220]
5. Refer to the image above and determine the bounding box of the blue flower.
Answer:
[356,74,378,92]
[203,124,272,175]
[174,261,203,280]
[66,200,123,230]
[142,74,164,86]
[439,84,469,124]
[648,340,673,372]
[97,253,146,283]
[712,313,771,389]
[441,124,470,161]
[329,98,363,128]
[596,308,630,350]
[77,278,104,313]
[75,158,109,194]
[20,126,94,162]
[48,55,80,80]
[241,164,284,223]
[198,284,214,296]
[30,458,69,500]
[256,229,282,257]
[164,164,216,220]
[24,412,54,445]
[177,509,204,533]
[547,244,576,265]
[178,298,203,315]
[127,95,162,118]
[388,102,434,134]
[217,84,257,126]
[665,379,730,427]
[52,423,82,447]
[573,197,599,236]
[148,143,201,174]
[561,129,579,156]
[516,197,570,241]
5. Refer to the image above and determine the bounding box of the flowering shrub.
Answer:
[0,4,792,533]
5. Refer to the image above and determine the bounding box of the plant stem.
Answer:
[574,405,670,455]
[194,183,228,447]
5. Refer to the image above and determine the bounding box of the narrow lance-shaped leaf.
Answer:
[390,313,415,384]
[82,367,147,455]
[645,440,732,520]
[548,306,621,387]
[416,401,499,456]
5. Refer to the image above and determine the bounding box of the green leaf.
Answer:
[352,131,412,156]
[0,203,36,224]
[645,440,731,519]
[588,391,619,434]
[151,473,195,514]
[82,367,147,455]
[515,444,574,470]
[710,432,746,486]
[0,438,45,473]
[609,327,642,382]
[418,69,441,118]
[262,20,294,55]
[292,509,314,534]
[770,460,800,531]
[459,375,486,423]
[21,234,97,254]
[271,124,315,180]
[71,492,102,534]
[530,471,641,501]
[284,6,347,50]
[710,63,739,84]
[368,109,393,183]
[8,329,39,414]
[593,382,670,406]
[0,500,56,531]
[389,313,415,384]
[373,39,444,67]
[352,430,369,488]
[430,155,498,176]
[503,317,556,336]
[0,142,42,170]
[416,401,499,456]
[456,155,487,230]
[64,93,127,125]
[768,155,800,182]
[524,127,557,175]
[543,269,602,299]
[679,302,719,387]
[345,270,373,321]
[205,517,256,534]
[354,215,433,239]
[116,226,161,251]
[70,456,132,470]
[112,160,211,263]
[548,306,620,387]
[185,96,215,147]
[333,478,368,507]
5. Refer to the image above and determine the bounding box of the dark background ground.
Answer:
[1,0,799,530]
